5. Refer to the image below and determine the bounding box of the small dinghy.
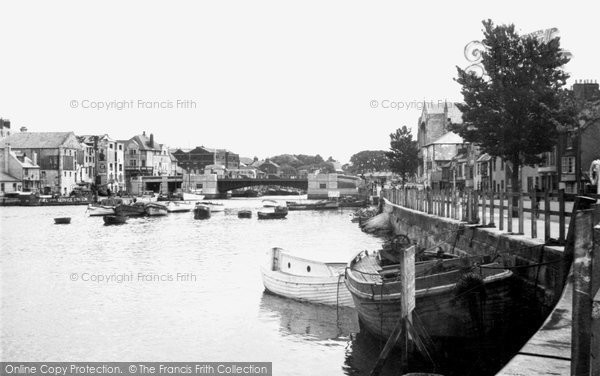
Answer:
[54,217,71,224]
[238,210,252,218]
[194,203,211,219]
[103,215,128,225]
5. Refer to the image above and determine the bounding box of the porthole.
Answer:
[287,262,291,268]
[307,266,311,272]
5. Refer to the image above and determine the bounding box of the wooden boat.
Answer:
[145,202,168,216]
[287,200,339,211]
[165,201,194,213]
[54,217,71,224]
[345,249,513,342]
[258,205,288,219]
[194,203,211,219]
[261,247,354,307]
[201,201,225,212]
[86,198,123,216]
[338,198,369,208]
[103,215,128,225]
[262,199,279,208]
[114,202,146,217]
[238,210,252,218]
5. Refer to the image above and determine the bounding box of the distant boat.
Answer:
[345,248,513,342]
[201,201,225,212]
[287,200,339,211]
[145,202,168,216]
[262,199,279,208]
[115,202,146,217]
[194,203,211,219]
[261,247,354,307]
[54,217,71,224]
[258,205,288,220]
[165,201,194,213]
[238,210,252,218]
[182,191,205,201]
[86,197,123,216]
[136,194,158,202]
[103,215,128,225]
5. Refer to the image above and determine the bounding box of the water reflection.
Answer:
[259,291,359,342]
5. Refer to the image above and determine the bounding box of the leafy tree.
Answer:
[348,150,388,174]
[452,20,573,204]
[386,126,419,186]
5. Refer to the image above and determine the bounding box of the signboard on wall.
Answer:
[401,245,416,315]
[328,190,340,198]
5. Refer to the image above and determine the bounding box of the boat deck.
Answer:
[350,254,382,283]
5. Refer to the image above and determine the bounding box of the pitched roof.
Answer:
[0,132,82,149]
[130,133,160,151]
[0,171,19,182]
[430,132,464,145]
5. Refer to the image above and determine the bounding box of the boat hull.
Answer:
[182,192,205,201]
[103,215,127,225]
[87,205,115,216]
[346,268,513,341]
[114,203,146,217]
[261,268,354,307]
[54,217,71,224]
[194,205,211,219]
[165,201,194,213]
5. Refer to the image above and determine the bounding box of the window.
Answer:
[492,159,497,171]
[119,164,122,172]
[320,183,326,189]
[110,163,113,170]
[561,156,575,173]
[109,144,113,149]
[500,160,504,170]
[501,180,504,190]
[426,161,432,170]
[118,145,122,151]
[196,184,203,189]
[1,183,4,192]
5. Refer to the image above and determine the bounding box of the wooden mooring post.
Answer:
[571,206,600,376]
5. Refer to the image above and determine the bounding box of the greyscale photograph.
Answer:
[0,1,599,376]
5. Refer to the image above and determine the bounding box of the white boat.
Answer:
[182,192,205,201]
[260,247,354,308]
[165,201,194,213]
[201,201,225,212]
[145,202,168,216]
[87,204,115,216]
[136,194,158,203]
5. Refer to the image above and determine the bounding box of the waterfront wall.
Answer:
[307,173,360,199]
[383,198,566,307]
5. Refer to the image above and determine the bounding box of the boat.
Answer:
[286,200,339,211]
[262,199,279,208]
[261,247,354,307]
[350,207,377,223]
[165,201,194,213]
[182,191,205,201]
[86,197,123,216]
[201,201,225,212]
[54,217,71,224]
[114,202,147,217]
[145,202,168,216]
[103,215,128,225]
[194,203,211,219]
[257,205,288,219]
[344,242,513,342]
[338,197,369,208]
[136,193,158,202]
[238,210,252,218]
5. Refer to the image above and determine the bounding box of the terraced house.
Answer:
[0,131,82,195]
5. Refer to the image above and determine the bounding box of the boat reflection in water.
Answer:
[258,291,358,343]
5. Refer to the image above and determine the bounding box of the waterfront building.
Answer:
[0,145,41,194]
[172,146,239,174]
[0,131,82,195]
[77,134,125,193]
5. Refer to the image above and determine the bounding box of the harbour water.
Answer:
[0,197,544,375]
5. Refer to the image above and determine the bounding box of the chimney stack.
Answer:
[4,144,10,173]
[150,133,154,147]
[33,151,38,166]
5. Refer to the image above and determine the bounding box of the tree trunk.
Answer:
[510,161,520,217]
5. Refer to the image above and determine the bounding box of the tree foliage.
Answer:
[451,20,573,193]
[348,150,388,174]
[386,126,419,184]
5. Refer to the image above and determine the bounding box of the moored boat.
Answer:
[86,197,123,216]
[103,215,128,225]
[145,202,168,216]
[257,205,288,219]
[54,217,71,224]
[165,201,194,213]
[238,210,252,218]
[182,191,205,201]
[201,201,225,212]
[261,247,354,307]
[345,246,513,342]
[114,202,147,217]
[194,203,211,219]
[287,200,339,211]
[262,199,279,208]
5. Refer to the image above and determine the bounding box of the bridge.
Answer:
[217,177,308,192]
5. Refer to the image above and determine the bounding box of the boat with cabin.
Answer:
[261,247,354,307]
[344,239,513,342]
[114,202,147,217]
[145,202,168,216]
[258,205,288,219]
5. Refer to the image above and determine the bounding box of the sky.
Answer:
[1,1,598,164]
